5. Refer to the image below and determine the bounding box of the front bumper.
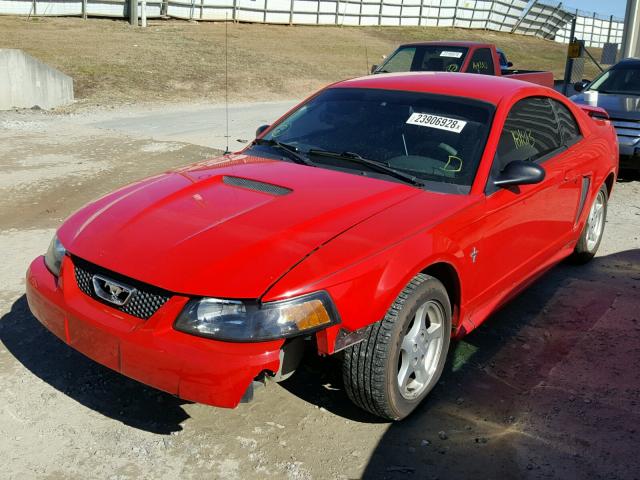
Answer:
[617,140,639,159]
[613,123,640,170]
[25,256,283,408]
[619,149,640,170]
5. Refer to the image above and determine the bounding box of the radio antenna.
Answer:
[224,12,230,154]
[364,40,370,75]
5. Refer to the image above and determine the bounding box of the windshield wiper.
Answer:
[253,138,315,166]
[307,149,424,187]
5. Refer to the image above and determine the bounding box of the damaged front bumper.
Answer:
[25,256,284,408]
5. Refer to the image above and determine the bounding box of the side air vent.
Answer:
[223,176,292,196]
[575,176,591,224]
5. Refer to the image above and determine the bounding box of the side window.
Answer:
[493,97,563,175]
[551,99,582,146]
[378,47,416,73]
[468,48,495,75]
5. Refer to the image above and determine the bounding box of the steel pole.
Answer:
[622,0,640,58]
[562,16,577,96]
[129,0,138,25]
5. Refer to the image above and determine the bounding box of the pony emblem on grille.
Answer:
[92,275,136,306]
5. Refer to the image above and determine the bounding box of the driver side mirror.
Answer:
[370,64,379,74]
[494,160,545,188]
[507,61,513,68]
[256,124,270,138]
[573,80,590,92]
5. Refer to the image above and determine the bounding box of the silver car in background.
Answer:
[571,58,640,172]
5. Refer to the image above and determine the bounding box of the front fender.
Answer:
[262,198,479,354]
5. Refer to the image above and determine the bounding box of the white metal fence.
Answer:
[516,0,624,48]
[164,0,529,28]
[555,10,625,48]
[512,0,574,40]
[0,0,162,17]
[0,0,625,49]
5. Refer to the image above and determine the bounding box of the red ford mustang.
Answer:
[26,73,618,420]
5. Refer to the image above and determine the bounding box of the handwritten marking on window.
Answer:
[472,61,488,71]
[511,129,535,149]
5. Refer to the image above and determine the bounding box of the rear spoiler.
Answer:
[578,105,610,120]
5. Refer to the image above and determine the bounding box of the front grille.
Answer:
[73,258,171,320]
[610,118,640,146]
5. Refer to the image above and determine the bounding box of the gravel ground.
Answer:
[1,106,639,480]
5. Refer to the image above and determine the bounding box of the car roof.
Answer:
[331,72,538,105]
[612,57,640,68]
[399,41,494,49]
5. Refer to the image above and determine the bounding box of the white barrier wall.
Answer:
[0,0,161,17]
[555,12,624,48]
[164,0,528,27]
[0,0,624,49]
[514,0,624,48]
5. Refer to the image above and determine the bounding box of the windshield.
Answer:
[376,46,468,74]
[258,88,495,193]
[587,66,640,95]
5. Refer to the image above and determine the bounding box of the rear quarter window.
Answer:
[488,97,563,191]
[552,99,583,146]
[468,48,495,75]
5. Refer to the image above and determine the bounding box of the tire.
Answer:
[570,184,608,264]
[342,273,452,420]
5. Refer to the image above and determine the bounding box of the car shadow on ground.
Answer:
[283,250,640,478]
[0,295,190,434]
[361,249,640,479]
[618,168,640,182]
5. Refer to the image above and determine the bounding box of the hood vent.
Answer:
[223,175,292,196]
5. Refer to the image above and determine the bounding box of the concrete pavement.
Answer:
[89,101,296,152]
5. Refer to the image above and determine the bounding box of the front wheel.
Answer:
[570,184,608,264]
[342,274,451,420]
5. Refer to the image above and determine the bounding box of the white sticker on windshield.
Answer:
[406,113,467,133]
[440,51,463,58]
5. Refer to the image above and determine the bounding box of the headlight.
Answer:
[44,234,66,277]
[174,292,339,342]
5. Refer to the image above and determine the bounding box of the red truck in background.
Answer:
[372,41,555,88]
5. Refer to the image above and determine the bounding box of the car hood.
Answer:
[58,154,420,298]
[571,92,640,121]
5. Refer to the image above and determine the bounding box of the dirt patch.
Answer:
[0,17,603,108]
[0,110,219,231]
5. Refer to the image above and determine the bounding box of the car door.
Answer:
[474,96,583,305]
